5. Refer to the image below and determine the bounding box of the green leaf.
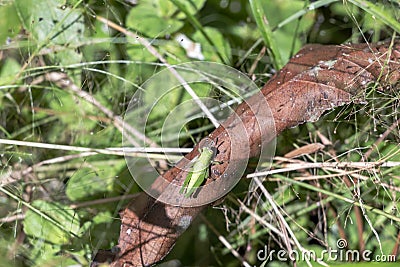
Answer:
[0,3,20,46]
[126,0,183,37]
[0,58,21,86]
[14,0,84,68]
[66,162,125,201]
[24,200,81,245]
[44,91,97,144]
[193,27,231,63]
[29,242,61,265]
[126,0,206,38]
[14,0,84,45]
[93,211,114,225]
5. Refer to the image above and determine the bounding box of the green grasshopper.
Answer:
[179,138,217,198]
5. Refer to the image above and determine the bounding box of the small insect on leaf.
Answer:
[180,138,216,198]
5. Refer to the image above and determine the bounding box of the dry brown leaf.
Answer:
[96,41,400,267]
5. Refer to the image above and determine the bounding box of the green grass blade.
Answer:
[347,0,400,33]
[249,0,284,70]
[0,186,79,238]
[274,0,339,30]
[275,174,400,223]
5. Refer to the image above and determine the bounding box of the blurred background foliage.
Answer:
[0,0,399,266]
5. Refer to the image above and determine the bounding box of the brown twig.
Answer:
[44,71,155,147]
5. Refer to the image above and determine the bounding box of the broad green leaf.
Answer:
[93,211,114,225]
[126,0,184,37]
[14,0,83,68]
[45,91,97,143]
[125,0,207,62]
[66,162,125,201]
[126,40,158,62]
[14,0,84,46]
[126,0,206,38]
[0,3,20,46]
[24,200,81,245]
[28,239,86,267]
[0,58,21,86]
[29,242,61,265]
